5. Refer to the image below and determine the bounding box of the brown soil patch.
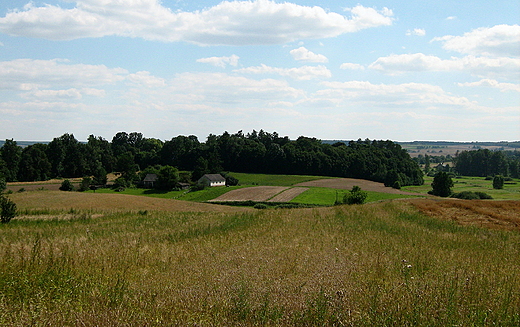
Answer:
[268,187,309,202]
[407,198,520,232]
[295,178,423,195]
[210,186,289,202]
[10,191,251,213]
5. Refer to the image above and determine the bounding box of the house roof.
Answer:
[200,174,225,182]
[143,173,158,182]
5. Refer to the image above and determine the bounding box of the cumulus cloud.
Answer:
[368,53,520,80]
[458,79,520,92]
[197,55,240,68]
[340,63,365,70]
[406,28,425,36]
[0,0,394,45]
[290,47,328,63]
[234,64,332,80]
[432,24,520,57]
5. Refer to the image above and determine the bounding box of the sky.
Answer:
[0,0,519,142]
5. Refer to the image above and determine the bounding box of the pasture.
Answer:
[0,192,519,326]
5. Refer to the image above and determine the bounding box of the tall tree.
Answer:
[0,139,21,182]
[430,172,453,197]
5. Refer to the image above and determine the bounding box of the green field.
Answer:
[0,199,518,325]
[290,187,418,206]
[403,176,520,200]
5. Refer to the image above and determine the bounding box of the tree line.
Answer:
[1,130,427,187]
[453,149,520,178]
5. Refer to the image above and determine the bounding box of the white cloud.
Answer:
[368,53,520,80]
[127,71,166,87]
[446,16,457,20]
[458,79,520,92]
[234,64,332,80]
[432,24,520,57]
[21,88,106,100]
[0,59,127,90]
[0,0,394,45]
[290,47,328,63]
[406,28,425,36]
[197,55,240,68]
[340,63,365,70]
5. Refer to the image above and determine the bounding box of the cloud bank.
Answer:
[0,0,394,45]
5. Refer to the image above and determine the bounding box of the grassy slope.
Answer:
[0,201,518,325]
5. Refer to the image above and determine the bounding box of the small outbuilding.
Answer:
[143,173,158,188]
[198,174,226,187]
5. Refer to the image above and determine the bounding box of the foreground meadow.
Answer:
[0,193,519,326]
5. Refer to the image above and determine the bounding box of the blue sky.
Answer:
[0,0,519,142]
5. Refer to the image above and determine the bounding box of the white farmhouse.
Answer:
[198,174,226,187]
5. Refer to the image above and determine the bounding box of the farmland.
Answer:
[2,172,520,325]
[1,191,519,326]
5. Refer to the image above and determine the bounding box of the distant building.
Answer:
[198,174,226,187]
[143,173,158,188]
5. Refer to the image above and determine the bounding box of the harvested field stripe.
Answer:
[209,186,289,202]
[267,187,309,202]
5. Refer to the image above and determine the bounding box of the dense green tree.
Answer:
[0,139,22,181]
[17,144,51,182]
[0,195,16,223]
[47,134,87,178]
[0,177,5,193]
[192,157,210,182]
[156,165,179,191]
[430,172,453,197]
[59,179,75,191]
[493,175,504,189]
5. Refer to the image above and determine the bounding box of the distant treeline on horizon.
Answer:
[1,130,519,185]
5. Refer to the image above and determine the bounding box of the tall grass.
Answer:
[0,202,518,325]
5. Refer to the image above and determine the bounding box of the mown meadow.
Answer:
[0,197,519,326]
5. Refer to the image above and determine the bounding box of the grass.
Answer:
[230,172,330,186]
[290,187,417,205]
[0,200,518,325]
[403,175,520,200]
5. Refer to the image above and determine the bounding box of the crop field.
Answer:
[210,186,290,202]
[0,194,519,326]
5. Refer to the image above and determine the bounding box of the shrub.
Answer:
[392,181,401,189]
[493,175,504,189]
[343,186,368,205]
[475,192,493,199]
[59,179,75,191]
[451,191,493,200]
[253,203,268,210]
[0,195,17,223]
[451,191,479,200]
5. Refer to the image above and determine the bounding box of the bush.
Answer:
[451,191,493,200]
[78,177,91,192]
[59,179,75,191]
[343,186,368,205]
[493,175,504,189]
[0,195,17,223]
[253,203,268,210]
[392,181,401,189]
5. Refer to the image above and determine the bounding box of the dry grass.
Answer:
[9,191,251,214]
[408,198,520,232]
[210,186,289,202]
[0,194,519,325]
